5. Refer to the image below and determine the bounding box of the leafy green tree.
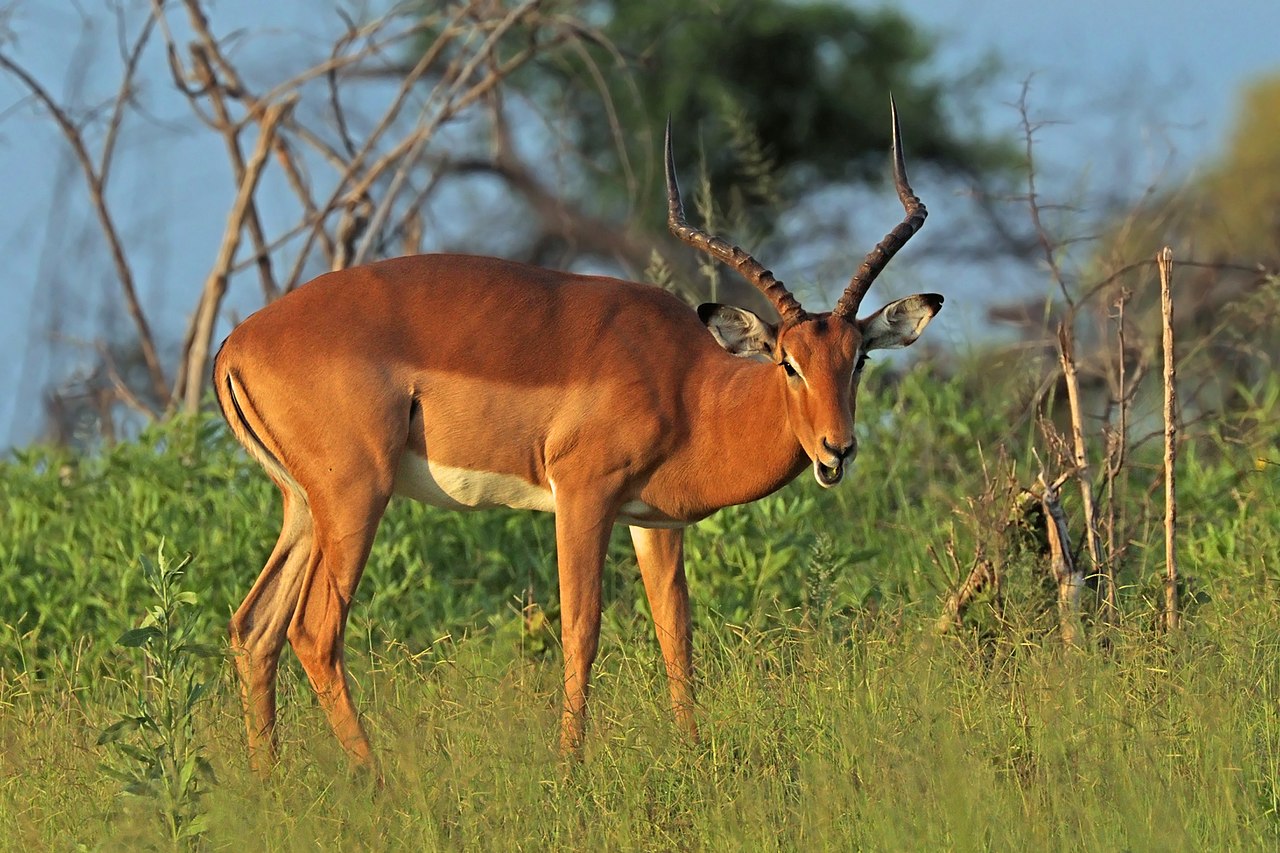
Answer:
[543,0,1009,210]
[424,0,1014,285]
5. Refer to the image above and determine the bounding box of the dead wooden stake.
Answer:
[1040,473,1084,645]
[1057,323,1107,617]
[1101,289,1130,626]
[1158,246,1179,631]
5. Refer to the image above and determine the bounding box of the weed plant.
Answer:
[97,545,218,849]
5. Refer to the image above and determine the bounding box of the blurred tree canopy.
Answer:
[541,0,1009,201]
[421,0,1015,268]
[1112,74,1280,268]
[1200,76,1280,262]
[1096,74,1280,344]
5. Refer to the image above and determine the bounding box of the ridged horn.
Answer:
[831,96,928,321]
[664,119,806,324]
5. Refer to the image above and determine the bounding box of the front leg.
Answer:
[554,489,616,753]
[629,526,698,740]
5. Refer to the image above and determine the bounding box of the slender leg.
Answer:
[629,525,698,740]
[286,490,389,770]
[229,486,313,772]
[554,491,616,753]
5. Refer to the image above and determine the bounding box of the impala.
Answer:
[214,99,942,769]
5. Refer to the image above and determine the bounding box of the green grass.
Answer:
[0,361,1278,849]
[4,618,1280,849]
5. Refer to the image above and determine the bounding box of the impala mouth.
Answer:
[814,458,845,488]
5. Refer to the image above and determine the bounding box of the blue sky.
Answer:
[1,0,1278,448]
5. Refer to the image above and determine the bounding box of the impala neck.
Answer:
[693,357,809,510]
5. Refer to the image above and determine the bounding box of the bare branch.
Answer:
[96,341,157,421]
[327,14,361,160]
[174,95,296,414]
[178,0,247,98]
[0,49,168,405]
[1038,468,1083,646]
[99,9,156,187]
[351,1,545,267]
[935,558,997,635]
[1158,246,1179,632]
[1016,77,1073,308]
[1056,323,1104,603]
[282,2,475,290]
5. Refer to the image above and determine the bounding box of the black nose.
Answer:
[822,438,854,460]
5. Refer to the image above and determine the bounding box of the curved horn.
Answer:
[832,96,928,321]
[665,120,807,324]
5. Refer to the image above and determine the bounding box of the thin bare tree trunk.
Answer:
[1041,472,1083,645]
[1057,324,1106,612]
[1158,246,1179,631]
[177,97,294,414]
[1101,291,1129,626]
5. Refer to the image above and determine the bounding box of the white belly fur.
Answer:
[392,454,684,528]
[393,454,555,512]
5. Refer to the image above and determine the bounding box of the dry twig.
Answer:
[1056,324,1107,614]
[936,557,998,635]
[175,96,296,414]
[1037,470,1084,645]
[1158,246,1179,631]
[1100,288,1131,623]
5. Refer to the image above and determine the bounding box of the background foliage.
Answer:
[500,0,1013,217]
[1,356,1278,848]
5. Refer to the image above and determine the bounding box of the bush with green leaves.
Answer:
[2,358,1277,680]
[0,355,1277,848]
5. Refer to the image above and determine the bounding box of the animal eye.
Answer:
[856,352,869,371]
[782,360,798,377]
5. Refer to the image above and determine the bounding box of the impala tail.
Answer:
[212,344,295,492]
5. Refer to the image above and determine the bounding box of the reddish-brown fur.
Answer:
[214,108,940,769]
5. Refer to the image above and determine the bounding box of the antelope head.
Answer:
[666,99,943,488]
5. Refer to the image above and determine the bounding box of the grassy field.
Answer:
[1,358,1278,850]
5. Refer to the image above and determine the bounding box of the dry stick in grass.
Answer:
[1039,471,1084,645]
[1057,324,1109,621]
[935,560,989,633]
[936,550,998,634]
[1158,246,1179,631]
[1102,289,1132,622]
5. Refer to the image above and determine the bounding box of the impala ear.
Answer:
[698,303,778,360]
[858,293,944,351]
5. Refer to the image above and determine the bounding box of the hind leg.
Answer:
[286,488,389,769]
[229,487,313,772]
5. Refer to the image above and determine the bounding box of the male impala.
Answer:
[214,100,941,769]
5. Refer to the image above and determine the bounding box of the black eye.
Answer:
[856,352,869,371]
[782,360,798,377]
